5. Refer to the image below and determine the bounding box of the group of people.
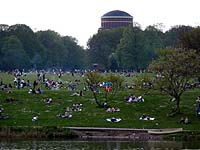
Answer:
[43,98,53,104]
[5,97,17,103]
[57,111,72,119]
[179,116,189,124]
[57,103,83,119]
[106,107,120,113]
[28,88,43,94]
[125,95,144,103]
[71,103,83,112]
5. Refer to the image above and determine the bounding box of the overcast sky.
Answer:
[1,0,200,47]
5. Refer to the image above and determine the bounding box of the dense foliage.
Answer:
[0,24,199,71]
[0,24,85,70]
[149,48,200,114]
[87,25,197,70]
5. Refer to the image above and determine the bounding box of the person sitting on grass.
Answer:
[0,107,4,113]
[36,87,42,94]
[180,116,189,124]
[5,88,12,94]
[103,101,109,109]
[184,116,189,124]
[0,107,4,118]
[195,103,200,116]
[71,90,83,96]
[196,96,200,103]
[0,112,9,120]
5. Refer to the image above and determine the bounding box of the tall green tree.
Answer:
[108,53,119,71]
[1,35,29,70]
[164,25,193,48]
[62,36,85,69]
[36,30,65,68]
[180,27,200,51]
[149,48,200,115]
[87,27,124,69]
[144,25,164,64]
[7,24,45,68]
[116,26,144,70]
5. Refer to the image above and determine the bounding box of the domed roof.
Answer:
[102,10,132,17]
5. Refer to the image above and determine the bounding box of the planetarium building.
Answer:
[99,10,133,30]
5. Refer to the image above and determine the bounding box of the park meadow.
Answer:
[0,71,200,131]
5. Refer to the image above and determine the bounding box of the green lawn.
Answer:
[0,72,200,130]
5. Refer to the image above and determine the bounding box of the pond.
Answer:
[1,139,200,149]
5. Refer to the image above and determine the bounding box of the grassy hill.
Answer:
[0,72,200,130]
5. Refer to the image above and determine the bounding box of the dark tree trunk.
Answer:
[88,85,103,107]
[175,96,181,114]
[168,95,181,117]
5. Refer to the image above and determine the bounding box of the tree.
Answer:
[164,25,193,48]
[180,27,200,51]
[36,30,66,68]
[143,25,164,65]
[85,72,123,108]
[149,48,200,115]
[36,31,85,69]
[116,26,144,70]
[108,53,119,71]
[87,27,124,69]
[1,35,30,70]
[0,24,9,31]
[133,73,154,95]
[62,36,85,69]
[180,27,200,82]
[7,24,45,68]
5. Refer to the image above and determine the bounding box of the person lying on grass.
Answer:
[57,111,72,118]
[43,98,53,104]
[106,107,120,113]
[106,117,122,123]
[139,114,156,120]
[125,95,144,102]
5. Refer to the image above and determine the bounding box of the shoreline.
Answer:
[0,126,193,141]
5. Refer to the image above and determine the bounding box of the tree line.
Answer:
[0,23,199,71]
[0,24,85,70]
[87,25,199,71]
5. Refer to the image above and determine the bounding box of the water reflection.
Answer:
[0,139,200,150]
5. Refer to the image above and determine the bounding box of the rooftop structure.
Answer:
[99,10,133,30]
